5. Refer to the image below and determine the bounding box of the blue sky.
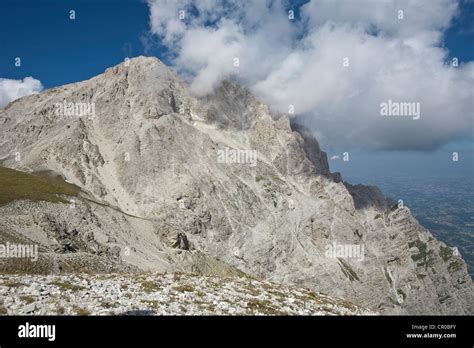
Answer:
[1,0,473,87]
[0,0,150,87]
[0,0,473,181]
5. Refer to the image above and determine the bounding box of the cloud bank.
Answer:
[147,0,473,151]
[0,77,43,108]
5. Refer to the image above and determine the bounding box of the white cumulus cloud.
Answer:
[0,77,43,109]
[147,0,474,151]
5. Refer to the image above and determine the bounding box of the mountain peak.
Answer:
[108,55,165,71]
[101,55,178,84]
[0,57,472,315]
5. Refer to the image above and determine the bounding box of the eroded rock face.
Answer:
[0,56,472,314]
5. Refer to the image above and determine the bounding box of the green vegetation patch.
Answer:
[255,175,264,183]
[439,245,454,262]
[0,304,7,315]
[0,167,80,206]
[74,306,91,316]
[246,299,284,315]
[173,284,194,293]
[409,239,434,269]
[19,295,35,304]
[141,280,161,293]
[51,280,85,292]
[2,280,25,287]
[448,259,464,273]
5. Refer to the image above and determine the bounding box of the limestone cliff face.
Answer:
[0,56,472,314]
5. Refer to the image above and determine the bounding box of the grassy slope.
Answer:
[0,167,80,206]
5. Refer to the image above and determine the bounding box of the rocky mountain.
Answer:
[0,56,472,315]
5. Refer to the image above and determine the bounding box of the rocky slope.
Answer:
[0,56,472,314]
[0,273,374,315]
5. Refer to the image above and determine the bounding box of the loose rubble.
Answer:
[0,273,375,316]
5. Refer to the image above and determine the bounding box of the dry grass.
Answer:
[0,167,79,206]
